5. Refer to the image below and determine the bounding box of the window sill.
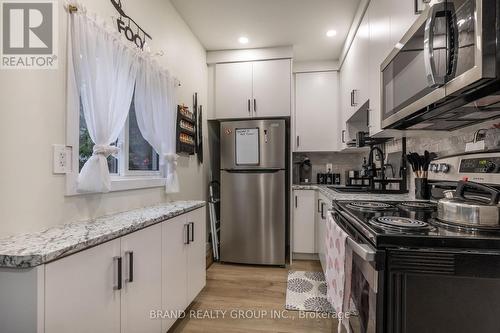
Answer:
[66,175,166,196]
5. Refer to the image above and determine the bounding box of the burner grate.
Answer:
[398,202,436,210]
[347,202,394,210]
[371,216,429,230]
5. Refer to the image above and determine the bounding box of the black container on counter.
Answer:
[317,173,326,184]
[317,173,341,185]
[415,178,430,200]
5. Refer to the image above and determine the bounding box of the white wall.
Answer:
[0,0,208,238]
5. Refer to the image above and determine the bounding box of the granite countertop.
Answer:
[0,201,205,269]
[292,184,413,201]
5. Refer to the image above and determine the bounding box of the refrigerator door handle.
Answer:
[223,169,283,174]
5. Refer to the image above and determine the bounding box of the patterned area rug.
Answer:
[285,270,334,313]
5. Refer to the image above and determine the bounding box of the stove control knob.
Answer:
[430,163,439,173]
[439,163,450,173]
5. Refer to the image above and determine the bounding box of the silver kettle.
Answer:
[437,181,500,227]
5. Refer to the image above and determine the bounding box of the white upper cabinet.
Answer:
[252,59,291,118]
[215,59,291,119]
[294,71,341,152]
[215,62,253,119]
[368,0,392,136]
[389,0,419,49]
[340,0,420,137]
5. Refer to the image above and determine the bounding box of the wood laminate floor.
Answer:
[170,260,340,333]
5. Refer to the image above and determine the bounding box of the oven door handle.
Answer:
[347,237,376,262]
[332,211,377,262]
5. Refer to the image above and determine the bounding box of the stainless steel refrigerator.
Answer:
[220,119,286,265]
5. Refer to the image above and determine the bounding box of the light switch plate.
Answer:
[53,144,71,174]
[326,163,333,172]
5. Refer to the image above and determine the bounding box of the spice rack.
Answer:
[176,105,196,155]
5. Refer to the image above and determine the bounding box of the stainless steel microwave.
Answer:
[381,0,500,131]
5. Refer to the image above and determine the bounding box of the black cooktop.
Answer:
[334,200,500,250]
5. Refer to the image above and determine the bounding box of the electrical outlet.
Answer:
[326,163,333,172]
[53,144,70,174]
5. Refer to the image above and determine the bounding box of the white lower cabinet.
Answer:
[42,207,206,333]
[45,239,122,333]
[293,190,316,254]
[162,209,206,332]
[315,193,330,272]
[186,208,206,302]
[121,225,162,333]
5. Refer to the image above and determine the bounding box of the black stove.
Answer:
[334,200,500,250]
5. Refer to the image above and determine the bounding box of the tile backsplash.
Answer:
[385,125,500,198]
[293,152,365,185]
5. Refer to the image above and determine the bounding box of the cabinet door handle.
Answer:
[352,90,358,107]
[295,195,298,208]
[184,224,190,245]
[317,199,322,213]
[248,99,251,114]
[296,136,300,148]
[321,203,326,220]
[253,99,257,113]
[125,251,134,283]
[342,130,346,143]
[189,222,195,242]
[113,256,122,291]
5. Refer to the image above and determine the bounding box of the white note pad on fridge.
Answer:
[235,128,260,165]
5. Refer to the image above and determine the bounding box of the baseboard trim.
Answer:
[292,253,319,261]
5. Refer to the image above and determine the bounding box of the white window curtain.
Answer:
[70,6,139,193]
[134,56,179,193]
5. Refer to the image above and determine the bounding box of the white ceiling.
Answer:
[170,0,361,62]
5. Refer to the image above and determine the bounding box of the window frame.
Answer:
[66,72,167,196]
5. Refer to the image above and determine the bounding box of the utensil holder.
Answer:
[415,178,430,200]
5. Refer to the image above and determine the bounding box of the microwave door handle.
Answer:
[424,2,446,88]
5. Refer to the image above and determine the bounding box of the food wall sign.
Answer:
[111,0,152,49]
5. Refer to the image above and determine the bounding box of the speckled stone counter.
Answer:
[0,201,205,268]
[292,184,412,202]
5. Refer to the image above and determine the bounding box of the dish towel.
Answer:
[326,213,353,333]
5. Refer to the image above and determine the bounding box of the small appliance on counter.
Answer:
[294,157,312,183]
[329,150,500,333]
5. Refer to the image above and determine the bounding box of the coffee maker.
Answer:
[294,157,312,184]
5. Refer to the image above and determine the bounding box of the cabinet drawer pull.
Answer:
[190,222,195,242]
[248,99,251,113]
[125,251,134,283]
[113,256,122,291]
[342,130,346,143]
